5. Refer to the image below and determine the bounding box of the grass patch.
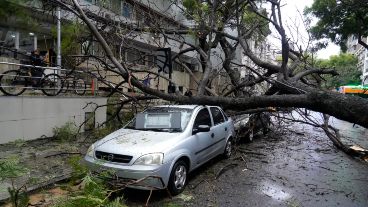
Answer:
[53,121,78,142]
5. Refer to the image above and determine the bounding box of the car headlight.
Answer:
[86,144,95,157]
[134,153,163,165]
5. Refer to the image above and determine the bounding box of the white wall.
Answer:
[0,96,107,144]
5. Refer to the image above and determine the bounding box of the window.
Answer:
[110,0,120,14]
[144,113,173,128]
[173,61,185,71]
[178,86,183,93]
[81,40,93,55]
[136,10,147,25]
[95,0,112,9]
[220,108,228,121]
[193,108,212,129]
[210,107,224,125]
[136,51,145,65]
[126,50,145,65]
[122,1,133,18]
[147,55,155,67]
[128,107,193,131]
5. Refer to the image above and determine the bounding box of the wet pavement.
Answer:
[176,120,368,207]
[329,117,368,149]
[122,118,368,206]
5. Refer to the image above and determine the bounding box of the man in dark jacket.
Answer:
[30,49,43,87]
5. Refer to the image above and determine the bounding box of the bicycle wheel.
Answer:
[40,74,63,96]
[60,79,70,94]
[0,70,27,96]
[74,78,87,95]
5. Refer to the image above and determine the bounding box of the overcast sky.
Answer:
[268,0,340,59]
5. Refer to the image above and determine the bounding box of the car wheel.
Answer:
[168,160,188,195]
[223,139,232,159]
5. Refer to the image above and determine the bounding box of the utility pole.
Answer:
[56,6,61,75]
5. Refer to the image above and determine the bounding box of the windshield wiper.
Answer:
[169,128,182,133]
[135,128,165,132]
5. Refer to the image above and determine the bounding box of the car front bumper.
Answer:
[84,155,171,190]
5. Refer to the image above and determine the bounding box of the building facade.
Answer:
[0,0,271,95]
[346,35,368,85]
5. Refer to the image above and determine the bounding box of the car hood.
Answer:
[94,128,182,156]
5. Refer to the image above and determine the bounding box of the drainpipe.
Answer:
[14,31,19,58]
[15,31,19,50]
[34,35,37,51]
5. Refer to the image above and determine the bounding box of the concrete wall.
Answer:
[0,96,107,144]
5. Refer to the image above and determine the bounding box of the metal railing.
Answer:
[0,61,93,96]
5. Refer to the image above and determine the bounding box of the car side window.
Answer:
[210,107,225,125]
[220,108,228,121]
[193,108,212,129]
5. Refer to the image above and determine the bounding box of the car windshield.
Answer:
[125,107,193,132]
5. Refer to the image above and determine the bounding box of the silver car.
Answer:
[84,105,235,195]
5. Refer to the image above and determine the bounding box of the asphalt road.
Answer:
[125,119,368,207]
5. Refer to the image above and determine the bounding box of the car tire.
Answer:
[223,139,232,159]
[168,160,188,195]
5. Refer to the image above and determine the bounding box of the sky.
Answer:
[268,0,340,59]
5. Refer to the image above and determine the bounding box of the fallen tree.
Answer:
[61,0,368,128]
[41,0,368,157]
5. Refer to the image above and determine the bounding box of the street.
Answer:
[1,116,367,207]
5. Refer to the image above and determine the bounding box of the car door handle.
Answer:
[211,133,215,138]
[225,127,227,131]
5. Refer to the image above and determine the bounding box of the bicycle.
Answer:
[60,67,87,95]
[0,65,63,96]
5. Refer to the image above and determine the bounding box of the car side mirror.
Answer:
[193,125,210,135]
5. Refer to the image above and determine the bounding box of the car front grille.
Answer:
[95,151,133,164]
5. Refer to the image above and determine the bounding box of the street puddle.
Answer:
[261,181,290,201]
